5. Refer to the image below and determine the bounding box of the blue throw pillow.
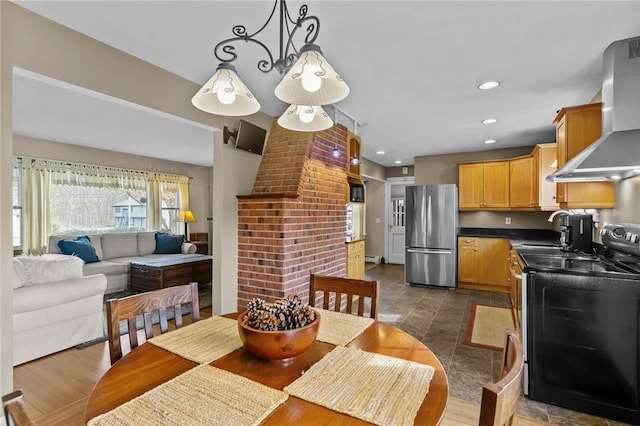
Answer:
[154,232,185,254]
[56,235,100,264]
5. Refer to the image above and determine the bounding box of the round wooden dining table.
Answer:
[85,312,449,425]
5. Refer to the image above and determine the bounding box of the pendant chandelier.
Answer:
[191,1,349,132]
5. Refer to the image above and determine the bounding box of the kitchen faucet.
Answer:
[547,210,572,222]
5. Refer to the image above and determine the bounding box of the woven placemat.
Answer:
[88,364,288,426]
[315,309,375,346]
[148,316,242,364]
[284,346,435,426]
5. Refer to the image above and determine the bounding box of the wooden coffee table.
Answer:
[129,254,212,292]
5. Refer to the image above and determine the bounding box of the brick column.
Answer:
[237,120,348,311]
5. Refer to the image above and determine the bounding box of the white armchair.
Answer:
[12,254,107,365]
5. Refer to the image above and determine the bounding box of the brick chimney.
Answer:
[237,119,349,311]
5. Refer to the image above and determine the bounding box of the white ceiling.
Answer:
[10,1,640,168]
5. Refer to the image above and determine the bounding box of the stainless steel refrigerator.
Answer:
[405,184,458,288]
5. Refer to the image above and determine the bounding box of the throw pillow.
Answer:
[154,232,185,254]
[17,254,84,286]
[56,235,100,264]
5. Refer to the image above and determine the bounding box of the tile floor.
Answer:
[365,263,631,426]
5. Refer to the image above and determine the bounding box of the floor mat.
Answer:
[463,303,515,351]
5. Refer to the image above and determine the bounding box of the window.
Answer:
[160,182,181,234]
[49,184,148,235]
[392,198,405,227]
[13,161,23,252]
[16,157,189,253]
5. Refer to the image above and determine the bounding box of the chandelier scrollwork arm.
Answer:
[212,1,321,75]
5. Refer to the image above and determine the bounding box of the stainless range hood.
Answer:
[547,36,640,182]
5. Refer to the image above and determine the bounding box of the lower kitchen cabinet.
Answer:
[458,237,479,283]
[458,237,511,293]
[346,239,365,280]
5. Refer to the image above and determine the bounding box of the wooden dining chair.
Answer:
[106,282,200,364]
[478,329,524,426]
[309,274,380,320]
[2,390,37,426]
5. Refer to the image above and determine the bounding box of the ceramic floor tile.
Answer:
[365,264,628,426]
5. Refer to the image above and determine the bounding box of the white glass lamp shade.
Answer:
[274,44,349,106]
[191,63,260,116]
[277,105,334,132]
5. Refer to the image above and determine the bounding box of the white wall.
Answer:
[212,138,262,314]
[0,2,271,392]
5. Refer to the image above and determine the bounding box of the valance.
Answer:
[18,157,187,190]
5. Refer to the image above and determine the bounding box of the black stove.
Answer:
[521,223,640,279]
[524,223,640,425]
[600,223,640,274]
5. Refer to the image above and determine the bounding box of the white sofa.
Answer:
[46,231,197,294]
[12,254,107,365]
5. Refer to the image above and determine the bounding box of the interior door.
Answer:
[387,196,405,264]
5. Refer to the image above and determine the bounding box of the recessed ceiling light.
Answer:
[394,160,402,164]
[484,139,497,144]
[478,81,500,90]
[376,150,385,155]
[481,118,498,124]
[611,175,622,180]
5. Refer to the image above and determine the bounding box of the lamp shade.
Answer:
[274,44,350,106]
[277,105,333,132]
[191,63,261,116]
[175,210,198,223]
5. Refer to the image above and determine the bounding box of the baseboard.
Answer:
[75,335,108,349]
[364,255,381,264]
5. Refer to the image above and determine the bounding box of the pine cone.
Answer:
[245,293,315,331]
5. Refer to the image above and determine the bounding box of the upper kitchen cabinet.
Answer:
[553,103,614,208]
[459,161,510,209]
[346,131,361,178]
[509,143,559,210]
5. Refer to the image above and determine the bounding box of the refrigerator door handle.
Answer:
[406,248,453,255]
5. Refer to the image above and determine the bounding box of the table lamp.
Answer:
[175,210,197,241]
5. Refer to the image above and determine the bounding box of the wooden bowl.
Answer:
[237,311,320,360]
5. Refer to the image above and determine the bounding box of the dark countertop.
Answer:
[345,237,366,243]
[459,227,561,248]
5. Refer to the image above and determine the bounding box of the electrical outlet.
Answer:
[375,218,381,224]
[505,217,511,225]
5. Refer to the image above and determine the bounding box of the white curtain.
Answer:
[177,177,190,211]
[22,159,49,254]
[19,157,189,249]
[147,180,161,231]
[47,160,149,190]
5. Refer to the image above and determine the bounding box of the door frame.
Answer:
[384,176,414,264]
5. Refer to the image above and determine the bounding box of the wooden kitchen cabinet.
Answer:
[509,156,535,208]
[346,239,365,280]
[554,103,614,208]
[509,143,559,210]
[458,161,510,209]
[458,237,478,283]
[458,237,510,293]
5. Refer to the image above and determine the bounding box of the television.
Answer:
[235,120,267,155]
